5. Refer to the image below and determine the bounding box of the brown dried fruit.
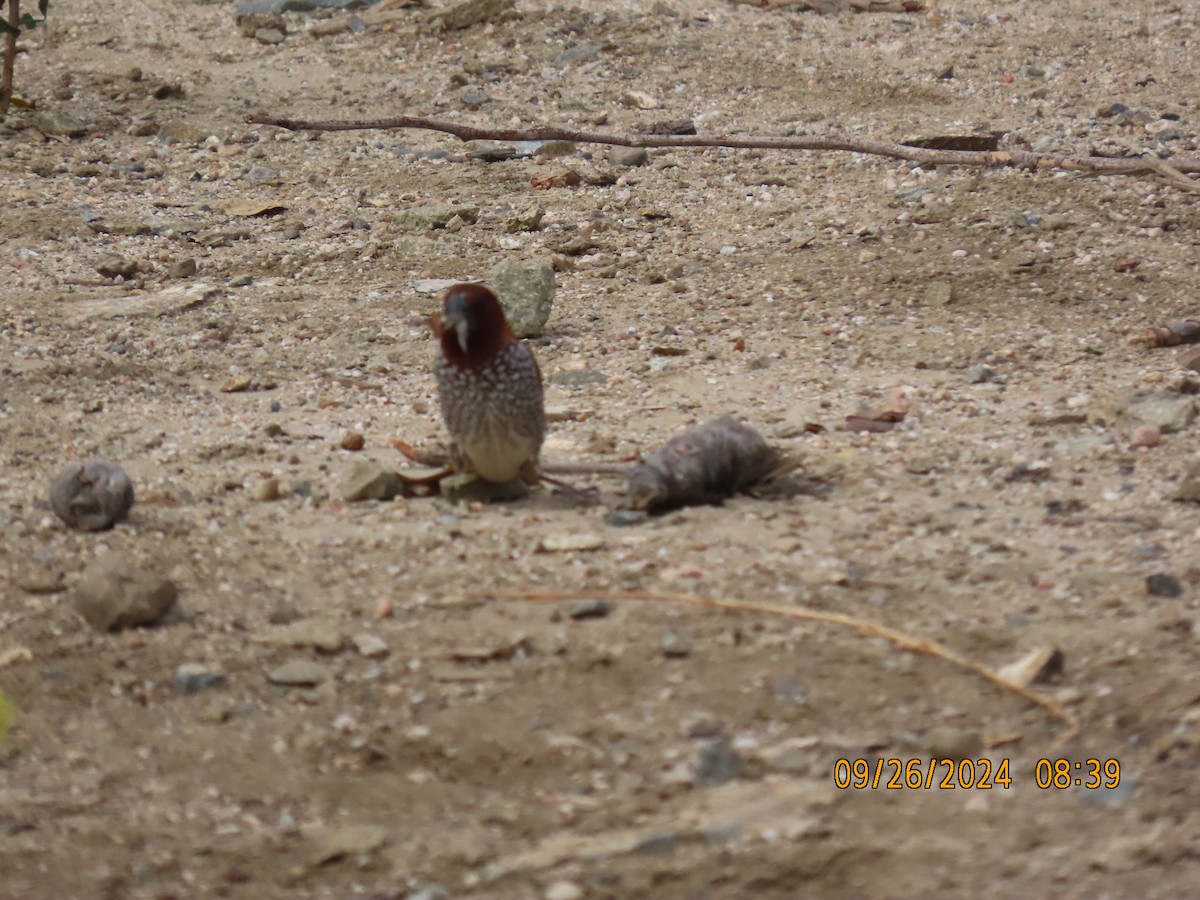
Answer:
[627,416,781,512]
[49,461,135,531]
[1133,320,1200,348]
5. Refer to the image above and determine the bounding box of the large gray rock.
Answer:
[74,553,178,632]
[1118,390,1197,434]
[490,258,555,337]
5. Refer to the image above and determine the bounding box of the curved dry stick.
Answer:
[244,113,1200,178]
[473,588,1080,750]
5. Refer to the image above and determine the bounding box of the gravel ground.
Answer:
[2,0,1200,897]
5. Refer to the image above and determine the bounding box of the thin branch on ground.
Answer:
[471,588,1081,750]
[244,113,1200,181]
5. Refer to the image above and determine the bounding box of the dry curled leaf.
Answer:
[627,416,782,512]
[1132,320,1200,348]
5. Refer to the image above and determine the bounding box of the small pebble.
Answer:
[251,477,282,502]
[95,254,138,280]
[545,881,584,900]
[340,431,366,451]
[353,633,389,657]
[661,628,693,658]
[1130,425,1163,449]
[966,364,998,384]
[267,660,332,686]
[1147,571,1183,599]
[175,663,227,694]
[168,258,198,278]
[569,598,612,620]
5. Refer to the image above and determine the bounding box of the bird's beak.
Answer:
[442,310,469,353]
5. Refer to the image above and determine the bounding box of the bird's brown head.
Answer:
[431,284,516,370]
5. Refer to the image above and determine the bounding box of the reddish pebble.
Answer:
[374,597,394,620]
[341,431,365,451]
[1131,425,1163,449]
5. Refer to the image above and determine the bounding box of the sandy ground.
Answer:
[2,0,1200,897]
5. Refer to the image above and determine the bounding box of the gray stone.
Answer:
[175,663,227,694]
[398,203,479,232]
[352,633,389,657]
[31,109,88,137]
[437,0,514,30]
[692,737,742,786]
[921,281,954,306]
[254,26,286,44]
[405,885,450,900]
[267,659,332,686]
[660,629,693,658]
[257,618,345,653]
[533,140,577,158]
[74,553,179,632]
[1118,390,1197,435]
[611,146,649,167]
[49,461,134,531]
[158,120,209,144]
[95,254,138,280]
[489,258,556,337]
[341,461,403,501]
[1174,462,1200,502]
[966,364,998,384]
[309,824,387,865]
[168,258,198,279]
[505,203,544,233]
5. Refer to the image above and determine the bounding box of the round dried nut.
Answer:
[49,461,135,531]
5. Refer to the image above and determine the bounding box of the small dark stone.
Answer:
[1147,571,1183,598]
[569,599,612,620]
[175,664,227,694]
[692,737,742,786]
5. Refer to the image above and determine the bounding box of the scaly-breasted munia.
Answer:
[431,284,545,484]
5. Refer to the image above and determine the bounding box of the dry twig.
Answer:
[244,113,1200,181]
[472,588,1081,750]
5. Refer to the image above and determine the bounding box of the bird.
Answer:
[431,284,546,485]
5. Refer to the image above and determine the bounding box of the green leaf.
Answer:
[19,12,38,28]
[0,20,18,36]
[38,0,49,17]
